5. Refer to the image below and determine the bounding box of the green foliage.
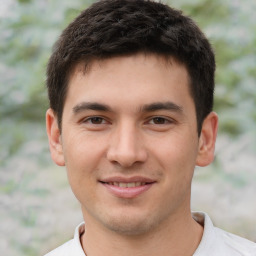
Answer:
[170,0,256,137]
[0,0,89,165]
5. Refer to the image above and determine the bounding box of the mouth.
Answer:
[100,181,149,188]
[99,178,156,198]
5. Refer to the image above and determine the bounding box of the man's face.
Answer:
[47,54,217,235]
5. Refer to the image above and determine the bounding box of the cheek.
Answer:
[63,131,106,166]
[152,134,198,186]
[64,140,99,202]
[62,142,93,188]
[156,134,197,164]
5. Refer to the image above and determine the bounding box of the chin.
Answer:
[101,211,162,236]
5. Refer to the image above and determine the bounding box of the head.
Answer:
[46,0,218,238]
[46,0,215,135]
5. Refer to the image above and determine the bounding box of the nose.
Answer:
[106,121,148,168]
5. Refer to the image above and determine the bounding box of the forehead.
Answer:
[73,54,186,78]
[65,54,194,112]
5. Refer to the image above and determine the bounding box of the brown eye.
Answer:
[151,117,168,124]
[81,116,110,131]
[89,117,104,124]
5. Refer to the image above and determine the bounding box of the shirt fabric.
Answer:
[44,212,256,256]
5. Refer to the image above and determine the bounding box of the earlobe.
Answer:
[196,112,218,167]
[46,108,65,166]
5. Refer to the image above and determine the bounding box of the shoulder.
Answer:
[215,227,256,255]
[44,239,75,256]
[193,212,256,256]
[43,222,86,256]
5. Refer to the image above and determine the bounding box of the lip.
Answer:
[100,176,155,183]
[99,176,156,199]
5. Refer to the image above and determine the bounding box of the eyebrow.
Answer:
[73,102,111,114]
[72,101,183,115]
[141,102,183,113]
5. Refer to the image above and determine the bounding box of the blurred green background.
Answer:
[0,0,255,255]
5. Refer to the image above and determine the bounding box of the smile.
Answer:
[103,182,147,188]
[100,178,155,198]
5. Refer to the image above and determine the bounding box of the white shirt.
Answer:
[44,212,256,256]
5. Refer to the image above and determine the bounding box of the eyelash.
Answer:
[147,117,173,125]
[82,116,174,125]
[82,116,108,125]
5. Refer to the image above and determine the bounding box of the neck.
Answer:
[81,210,203,256]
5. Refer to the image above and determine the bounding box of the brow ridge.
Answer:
[72,101,183,115]
[142,102,183,113]
[73,102,111,114]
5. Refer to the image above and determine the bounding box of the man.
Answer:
[44,0,256,255]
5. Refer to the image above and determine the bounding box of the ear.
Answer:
[196,112,218,167]
[46,108,65,166]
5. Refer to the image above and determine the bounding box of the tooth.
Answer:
[127,182,135,188]
[109,182,148,187]
[119,183,126,188]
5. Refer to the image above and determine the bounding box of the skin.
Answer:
[46,53,218,256]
